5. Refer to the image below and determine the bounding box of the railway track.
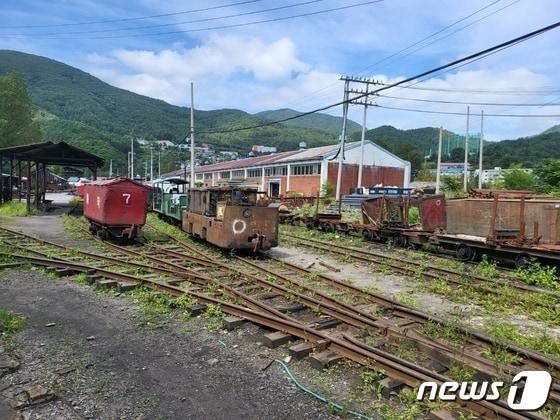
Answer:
[140,226,560,400]
[1,223,557,418]
[281,232,560,300]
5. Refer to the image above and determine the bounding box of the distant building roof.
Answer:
[163,140,407,178]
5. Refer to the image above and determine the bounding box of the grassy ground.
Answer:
[0,201,36,217]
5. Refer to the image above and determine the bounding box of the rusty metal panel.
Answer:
[183,205,278,250]
[446,198,560,244]
[361,197,383,224]
[418,195,446,231]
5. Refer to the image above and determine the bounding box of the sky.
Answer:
[1,0,560,141]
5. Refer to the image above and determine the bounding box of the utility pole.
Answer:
[357,83,369,189]
[190,82,195,187]
[463,106,470,192]
[130,137,135,180]
[158,150,161,178]
[478,110,484,189]
[127,152,131,178]
[150,147,154,181]
[436,126,443,194]
[109,159,113,178]
[335,78,350,201]
[338,76,379,194]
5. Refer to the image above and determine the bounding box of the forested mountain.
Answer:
[255,108,361,136]
[0,50,337,169]
[1,49,559,175]
[351,124,560,172]
[483,132,560,168]
[350,125,453,170]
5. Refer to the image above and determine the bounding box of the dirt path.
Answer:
[0,270,334,419]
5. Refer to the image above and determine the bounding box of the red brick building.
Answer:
[166,141,410,198]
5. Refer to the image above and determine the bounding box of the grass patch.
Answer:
[514,260,558,290]
[0,202,36,217]
[128,287,171,318]
[0,308,25,337]
[474,255,499,279]
[484,320,560,358]
[202,303,225,331]
[421,319,465,347]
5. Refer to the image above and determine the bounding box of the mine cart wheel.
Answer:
[394,234,408,248]
[88,224,98,235]
[97,229,109,241]
[515,252,532,269]
[362,229,374,241]
[456,243,476,261]
[324,224,335,233]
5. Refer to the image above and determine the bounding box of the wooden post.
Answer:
[8,157,13,201]
[17,160,22,202]
[0,154,3,205]
[26,161,31,214]
[34,161,39,209]
[42,163,47,203]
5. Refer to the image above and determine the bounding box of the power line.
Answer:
[197,20,560,134]
[277,0,515,111]
[1,0,384,40]
[374,81,560,95]
[373,104,560,117]
[354,0,518,74]
[0,0,267,29]
[375,94,560,107]
[2,0,328,37]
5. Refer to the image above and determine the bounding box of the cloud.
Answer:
[86,34,560,141]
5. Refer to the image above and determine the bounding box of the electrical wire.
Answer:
[197,20,560,134]
[2,0,329,37]
[372,104,560,117]
[0,0,267,29]
[355,0,518,74]
[374,94,560,107]
[0,0,384,40]
[373,81,560,95]
[277,0,517,111]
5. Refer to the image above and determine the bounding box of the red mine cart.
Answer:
[83,178,148,240]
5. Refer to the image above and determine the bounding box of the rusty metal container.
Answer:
[445,198,560,244]
[83,178,148,227]
[362,195,446,231]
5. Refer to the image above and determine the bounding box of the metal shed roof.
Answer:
[0,141,104,168]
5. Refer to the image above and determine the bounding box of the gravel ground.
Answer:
[0,269,336,420]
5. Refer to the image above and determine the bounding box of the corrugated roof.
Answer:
[161,140,395,178]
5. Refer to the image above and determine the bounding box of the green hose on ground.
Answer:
[274,359,374,420]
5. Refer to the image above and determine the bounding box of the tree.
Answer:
[415,168,435,182]
[502,164,536,191]
[0,73,41,147]
[535,159,560,190]
[442,175,463,196]
[449,147,465,162]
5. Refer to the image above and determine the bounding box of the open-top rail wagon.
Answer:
[83,178,149,240]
